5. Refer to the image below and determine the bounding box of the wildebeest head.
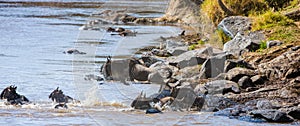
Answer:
[1,85,19,101]
[49,87,64,102]
[100,56,113,80]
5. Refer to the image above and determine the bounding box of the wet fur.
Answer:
[0,85,29,105]
[49,87,77,109]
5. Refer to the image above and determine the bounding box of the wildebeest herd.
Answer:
[0,85,78,109]
[0,55,208,112]
[100,56,208,113]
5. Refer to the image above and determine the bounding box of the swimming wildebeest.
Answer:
[49,87,78,109]
[100,56,153,84]
[0,85,29,105]
[131,91,153,110]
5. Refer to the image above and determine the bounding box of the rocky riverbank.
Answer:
[99,18,299,124]
[91,0,300,124]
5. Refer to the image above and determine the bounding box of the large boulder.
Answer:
[168,47,213,69]
[174,65,201,79]
[238,76,254,89]
[148,61,178,84]
[163,0,202,24]
[167,46,189,56]
[225,67,255,83]
[256,100,274,110]
[170,86,205,110]
[223,32,265,56]
[224,59,254,72]
[250,75,266,85]
[195,80,240,95]
[218,16,252,38]
[199,53,233,79]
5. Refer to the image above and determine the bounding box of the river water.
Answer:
[0,0,292,125]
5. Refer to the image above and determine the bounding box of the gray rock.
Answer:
[151,49,172,57]
[225,67,255,83]
[223,32,265,56]
[267,40,283,48]
[148,61,178,84]
[167,46,189,56]
[285,67,300,79]
[238,76,254,89]
[256,100,274,109]
[218,16,252,38]
[120,14,137,23]
[224,59,254,72]
[168,47,213,69]
[257,49,300,80]
[250,110,294,122]
[84,74,104,81]
[199,53,232,79]
[291,45,300,51]
[251,75,266,85]
[196,80,240,95]
[288,109,300,120]
[174,65,201,79]
[213,73,227,80]
[176,75,201,88]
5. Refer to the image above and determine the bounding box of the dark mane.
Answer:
[0,85,29,105]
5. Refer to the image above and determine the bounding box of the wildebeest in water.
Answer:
[49,87,79,109]
[0,85,29,105]
[100,56,153,84]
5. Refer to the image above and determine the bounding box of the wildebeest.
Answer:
[49,87,78,109]
[100,56,153,84]
[131,91,153,110]
[0,85,29,105]
[63,48,86,54]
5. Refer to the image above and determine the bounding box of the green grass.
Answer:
[251,10,299,43]
[252,11,294,31]
[216,29,232,44]
[188,44,196,50]
[260,41,267,49]
[257,40,267,52]
[188,40,206,50]
[267,26,300,43]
